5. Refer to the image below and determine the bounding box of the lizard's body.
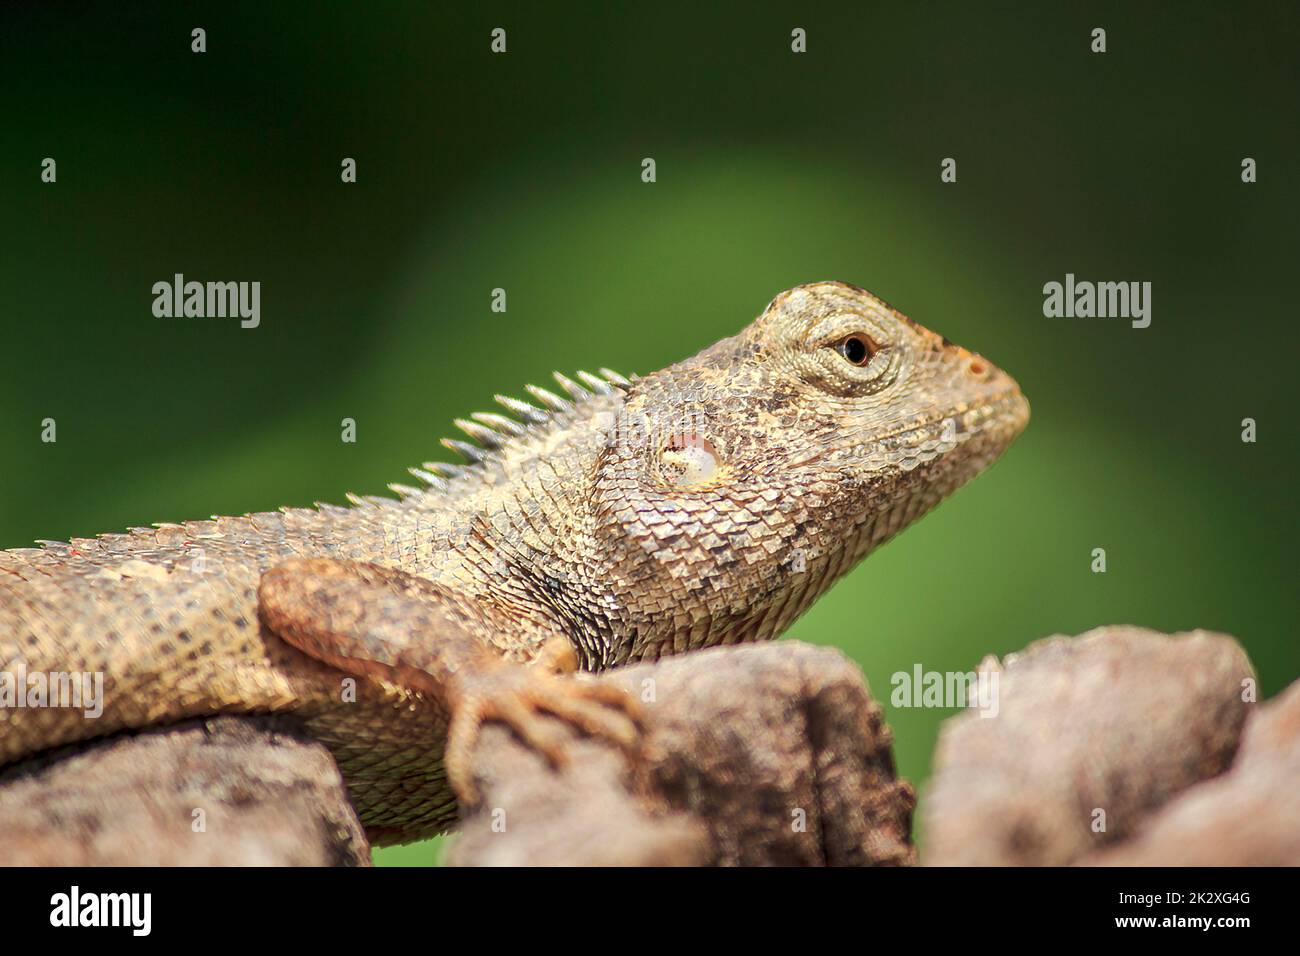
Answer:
[0,282,1028,843]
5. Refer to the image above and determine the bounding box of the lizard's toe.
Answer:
[445,701,488,806]
[526,680,641,754]
[482,693,573,768]
[445,666,644,808]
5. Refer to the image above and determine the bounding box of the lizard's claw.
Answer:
[445,660,643,807]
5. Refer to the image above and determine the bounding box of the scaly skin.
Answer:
[0,281,1029,843]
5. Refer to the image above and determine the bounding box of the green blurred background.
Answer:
[2,2,1295,865]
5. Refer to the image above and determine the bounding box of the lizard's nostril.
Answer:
[968,360,987,377]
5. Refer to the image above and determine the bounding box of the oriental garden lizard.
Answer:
[0,281,1029,844]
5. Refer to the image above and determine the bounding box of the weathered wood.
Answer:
[922,626,1256,866]
[451,642,916,866]
[0,715,370,866]
[1082,679,1300,866]
[13,628,1280,867]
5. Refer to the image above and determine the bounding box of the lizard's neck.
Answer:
[397,378,629,666]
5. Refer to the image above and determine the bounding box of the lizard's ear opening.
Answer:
[655,433,724,490]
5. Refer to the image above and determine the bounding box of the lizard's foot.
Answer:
[445,647,642,806]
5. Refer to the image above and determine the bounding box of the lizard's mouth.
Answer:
[894,389,1030,463]
[787,389,1029,472]
[933,388,1030,444]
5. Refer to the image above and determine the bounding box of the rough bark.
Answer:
[0,715,370,866]
[1081,679,1300,866]
[7,626,1278,868]
[921,626,1256,866]
[450,642,916,866]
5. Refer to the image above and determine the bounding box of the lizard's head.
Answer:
[593,280,1028,663]
[739,280,1031,490]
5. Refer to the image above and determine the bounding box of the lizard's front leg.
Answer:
[256,557,639,805]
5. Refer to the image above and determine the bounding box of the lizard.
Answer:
[0,280,1029,845]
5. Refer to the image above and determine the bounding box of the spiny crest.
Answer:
[322,368,634,510]
[401,368,633,498]
[25,370,634,555]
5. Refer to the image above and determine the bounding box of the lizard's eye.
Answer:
[803,317,898,394]
[836,334,877,367]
